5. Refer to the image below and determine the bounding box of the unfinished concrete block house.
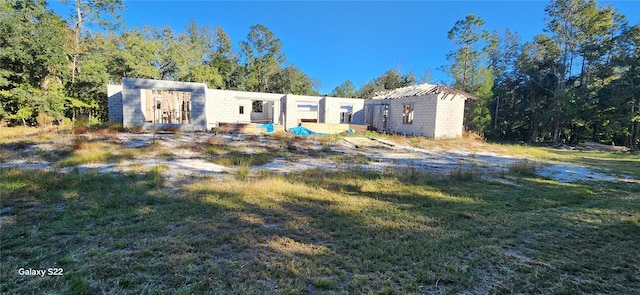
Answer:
[108,78,365,132]
[364,83,476,138]
[108,78,474,137]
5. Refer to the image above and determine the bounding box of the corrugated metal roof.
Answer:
[371,83,478,100]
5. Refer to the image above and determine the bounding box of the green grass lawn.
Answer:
[2,152,639,294]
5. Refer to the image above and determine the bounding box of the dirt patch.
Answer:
[0,133,634,184]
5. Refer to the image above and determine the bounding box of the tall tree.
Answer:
[209,27,240,90]
[269,65,319,95]
[62,0,123,85]
[331,80,357,98]
[357,69,416,98]
[485,29,522,138]
[0,0,71,126]
[446,14,493,134]
[240,24,285,92]
[177,20,223,87]
[115,28,159,79]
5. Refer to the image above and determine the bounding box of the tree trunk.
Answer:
[631,98,638,151]
[72,0,83,85]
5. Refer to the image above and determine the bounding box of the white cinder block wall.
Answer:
[119,78,208,130]
[112,78,382,132]
[107,85,123,124]
[206,89,283,129]
[385,95,438,137]
[434,94,466,138]
[363,93,466,138]
[323,97,365,124]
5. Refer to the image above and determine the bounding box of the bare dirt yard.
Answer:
[0,128,634,186]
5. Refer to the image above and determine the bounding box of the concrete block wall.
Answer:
[121,78,208,131]
[250,100,274,122]
[284,95,323,130]
[107,85,123,124]
[434,94,465,138]
[385,96,438,137]
[323,96,365,124]
[206,89,283,129]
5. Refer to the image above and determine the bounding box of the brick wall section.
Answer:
[434,93,465,138]
[107,85,123,124]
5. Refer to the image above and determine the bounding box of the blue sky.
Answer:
[52,1,639,95]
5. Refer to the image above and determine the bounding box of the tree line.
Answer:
[1,0,638,149]
[446,0,639,149]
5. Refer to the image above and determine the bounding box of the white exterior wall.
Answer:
[107,84,123,124]
[383,95,438,137]
[364,93,466,138]
[120,78,208,131]
[111,78,371,132]
[206,89,283,129]
[284,95,323,129]
[323,96,365,124]
[433,93,466,138]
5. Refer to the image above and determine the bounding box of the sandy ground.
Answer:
[0,133,634,186]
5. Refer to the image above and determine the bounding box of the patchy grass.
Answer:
[57,141,137,166]
[211,152,274,167]
[2,165,639,294]
[2,127,640,293]
[498,144,640,179]
[0,126,67,145]
[509,159,538,176]
[449,165,482,181]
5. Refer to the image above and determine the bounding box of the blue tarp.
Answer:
[289,124,328,136]
[289,125,316,136]
[259,123,275,133]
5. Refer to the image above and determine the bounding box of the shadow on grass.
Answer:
[1,167,639,294]
[545,149,640,179]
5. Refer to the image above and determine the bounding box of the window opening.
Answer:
[252,101,263,113]
[403,104,414,125]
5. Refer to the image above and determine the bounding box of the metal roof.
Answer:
[371,83,478,100]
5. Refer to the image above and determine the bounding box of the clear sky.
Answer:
[51,0,639,95]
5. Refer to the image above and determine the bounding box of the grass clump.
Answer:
[212,152,274,167]
[449,165,481,181]
[509,159,538,176]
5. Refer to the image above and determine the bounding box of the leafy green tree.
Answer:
[331,80,357,98]
[209,27,240,89]
[115,28,159,79]
[61,0,124,85]
[357,69,416,98]
[269,65,319,95]
[445,14,493,134]
[0,0,71,126]
[240,24,285,92]
[485,29,522,138]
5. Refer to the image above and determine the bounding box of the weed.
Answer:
[311,278,339,290]
[449,165,481,181]
[212,152,274,167]
[509,159,538,176]
[236,166,250,181]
